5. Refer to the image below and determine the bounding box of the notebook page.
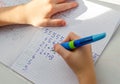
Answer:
[11,28,79,84]
[0,0,86,67]
[11,0,120,84]
[0,0,31,7]
[0,25,37,66]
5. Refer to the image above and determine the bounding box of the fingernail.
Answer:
[61,21,66,26]
[54,44,57,51]
[72,2,78,7]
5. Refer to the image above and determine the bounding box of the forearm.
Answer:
[0,5,26,26]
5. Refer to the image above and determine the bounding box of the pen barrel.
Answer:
[61,33,106,50]
[74,36,93,47]
[61,36,93,50]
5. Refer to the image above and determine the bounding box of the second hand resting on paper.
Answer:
[0,0,78,27]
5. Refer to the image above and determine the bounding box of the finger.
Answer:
[53,0,66,4]
[53,2,78,14]
[63,32,80,42]
[40,19,66,27]
[54,44,71,60]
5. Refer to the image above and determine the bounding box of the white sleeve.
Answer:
[0,0,31,8]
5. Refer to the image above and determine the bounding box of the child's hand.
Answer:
[0,0,78,27]
[23,0,78,27]
[54,32,96,84]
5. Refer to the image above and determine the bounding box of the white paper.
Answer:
[0,0,31,7]
[10,0,120,84]
[0,25,37,66]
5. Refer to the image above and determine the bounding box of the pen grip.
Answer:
[61,42,72,50]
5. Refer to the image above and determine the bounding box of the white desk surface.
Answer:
[0,0,120,84]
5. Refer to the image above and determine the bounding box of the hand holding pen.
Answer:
[54,32,106,84]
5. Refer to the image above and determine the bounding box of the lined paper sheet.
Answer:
[0,0,31,7]
[10,0,120,84]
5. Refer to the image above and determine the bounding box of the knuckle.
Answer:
[69,32,75,35]
[69,32,80,39]
[47,4,55,13]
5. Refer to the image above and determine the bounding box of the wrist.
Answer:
[77,67,96,84]
[0,5,27,26]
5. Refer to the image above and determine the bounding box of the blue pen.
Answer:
[61,33,106,50]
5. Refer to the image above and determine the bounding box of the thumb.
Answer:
[54,44,71,59]
[40,19,66,27]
